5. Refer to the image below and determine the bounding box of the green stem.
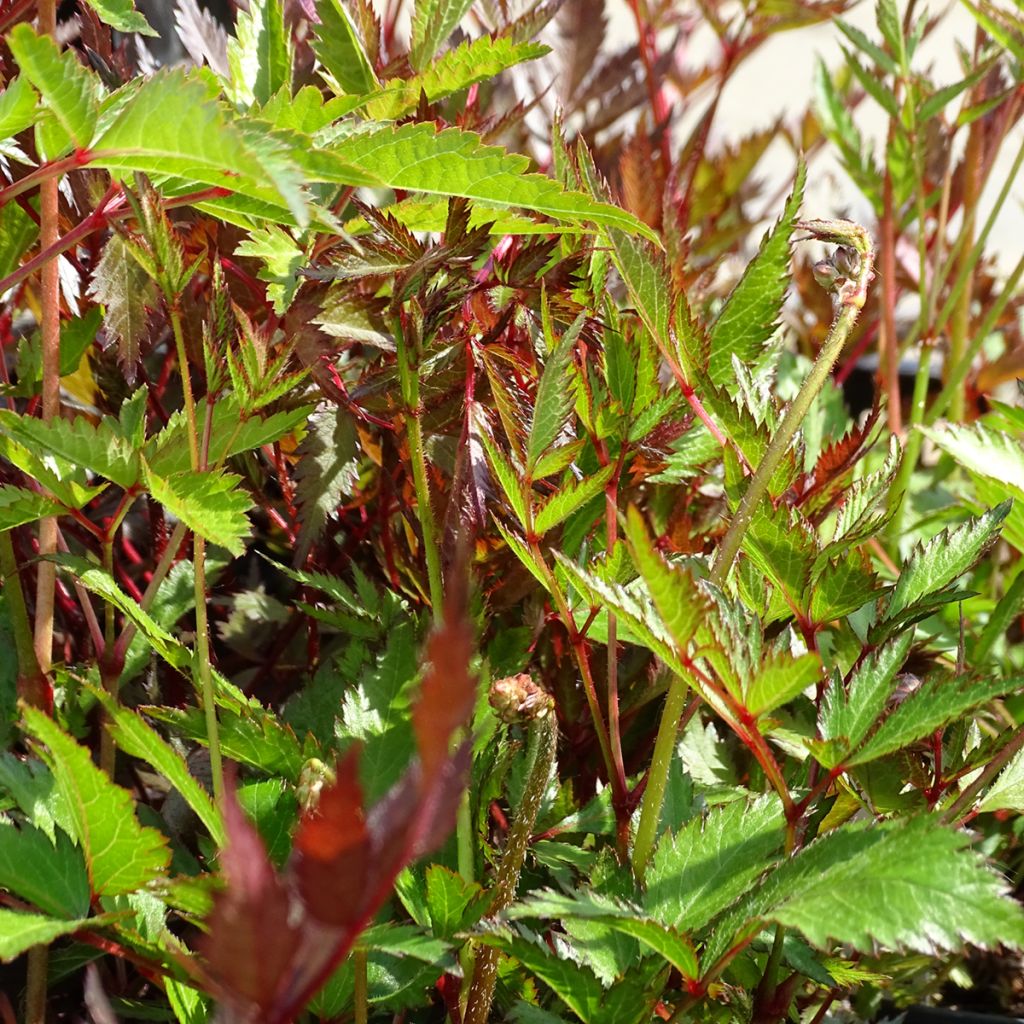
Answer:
[888,342,934,532]
[465,703,557,1024]
[171,308,223,806]
[710,220,873,586]
[974,564,1024,663]
[942,724,1024,825]
[393,315,444,618]
[353,947,368,1024]
[926,251,1024,426]
[711,303,860,585]
[633,677,692,880]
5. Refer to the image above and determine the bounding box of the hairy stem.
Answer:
[393,315,444,617]
[710,220,874,586]
[353,948,368,1024]
[171,308,223,805]
[465,698,557,1024]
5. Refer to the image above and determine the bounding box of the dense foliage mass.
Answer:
[0,0,1024,1022]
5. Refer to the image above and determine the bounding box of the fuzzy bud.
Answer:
[832,245,860,279]
[489,673,555,725]
[812,259,840,291]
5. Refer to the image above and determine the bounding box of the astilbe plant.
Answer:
[0,1,1022,1023]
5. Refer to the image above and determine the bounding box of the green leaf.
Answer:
[425,865,490,940]
[707,162,805,387]
[228,0,292,107]
[91,691,225,847]
[527,311,583,473]
[144,467,253,557]
[83,0,156,35]
[624,506,705,652]
[7,25,100,155]
[919,421,1024,491]
[21,708,170,896]
[365,37,546,120]
[146,705,309,782]
[93,69,313,227]
[0,485,66,529]
[508,889,699,981]
[52,553,190,670]
[234,226,305,314]
[0,821,90,919]
[960,0,1024,63]
[818,633,912,757]
[644,796,785,933]
[712,818,1024,959]
[88,233,158,378]
[746,651,820,717]
[409,0,475,70]
[835,17,898,74]
[327,125,657,240]
[481,432,529,528]
[312,0,379,94]
[0,409,139,490]
[884,502,1011,621]
[978,745,1024,813]
[742,504,816,610]
[475,930,606,1022]
[533,465,613,535]
[553,554,682,674]
[0,76,37,141]
[848,673,1016,767]
[0,910,90,962]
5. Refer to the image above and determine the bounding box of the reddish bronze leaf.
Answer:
[197,778,301,1014]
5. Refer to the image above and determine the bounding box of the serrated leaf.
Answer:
[0,821,90,919]
[624,506,705,653]
[532,439,586,480]
[960,0,1024,63]
[707,163,805,386]
[644,796,785,933]
[819,633,912,757]
[513,888,699,981]
[475,930,606,1022]
[88,233,158,379]
[809,548,881,622]
[533,465,613,535]
[848,673,1016,767]
[312,0,378,94]
[0,409,139,489]
[528,311,583,472]
[884,502,1010,622]
[553,553,683,674]
[327,124,657,240]
[481,432,529,528]
[228,0,292,107]
[0,910,90,962]
[365,37,546,120]
[234,226,305,314]
[53,553,189,670]
[920,421,1024,491]
[0,485,66,529]
[84,0,156,34]
[711,818,1024,960]
[144,467,253,556]
[146,705,310,782]
[93,69,314,227]
[8,26,100,156]
[746,651,820,717]
[0,76,37,141]
[146,399,312,477]
[425,865,490,940]
[22,708,170,896]
[409,0,475,70]
[91,691,224,846]
[743,504,817,609]
[978,745,1024,813]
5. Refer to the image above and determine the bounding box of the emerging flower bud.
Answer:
[812,259,840,291]
[832,245,860,279]
[490,673,555,725]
